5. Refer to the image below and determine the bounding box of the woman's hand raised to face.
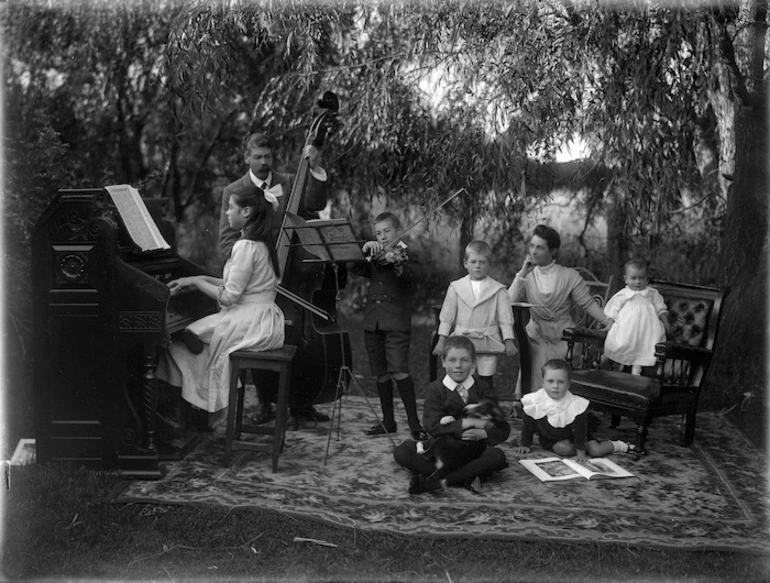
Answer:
[518,254,537,278]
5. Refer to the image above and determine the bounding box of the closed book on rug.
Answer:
[520,457,634,482]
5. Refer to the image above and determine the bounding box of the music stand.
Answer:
[282,214,397,464]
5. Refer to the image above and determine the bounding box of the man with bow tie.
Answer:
[219,131,329,259]
[218,131,331,424]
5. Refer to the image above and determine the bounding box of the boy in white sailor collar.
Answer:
[432,240,516,397]
[512,359,634,462]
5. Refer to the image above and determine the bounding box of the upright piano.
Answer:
[32,188,218,478]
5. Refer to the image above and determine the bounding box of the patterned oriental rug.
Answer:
[115,395,769,554]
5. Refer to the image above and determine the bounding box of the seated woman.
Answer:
[507,224,612,393]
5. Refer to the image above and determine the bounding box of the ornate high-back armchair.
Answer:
[562,281,728,456]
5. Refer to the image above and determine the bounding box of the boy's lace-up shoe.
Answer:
[408,474,445,495]
[465,476,482,495]
[365,422,396,436]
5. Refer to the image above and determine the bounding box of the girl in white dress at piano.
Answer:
[158,183,285,413]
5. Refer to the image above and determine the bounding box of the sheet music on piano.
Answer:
[105,184,171,252]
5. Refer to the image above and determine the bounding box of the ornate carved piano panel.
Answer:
[33,189,217,479]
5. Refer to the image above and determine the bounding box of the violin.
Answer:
[362,188,467,273]
[367,240,409,275]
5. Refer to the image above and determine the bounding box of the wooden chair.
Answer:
[428,305,443,382]
[562,281,728,456]
[571,267,614,330]
[223,345,297,472]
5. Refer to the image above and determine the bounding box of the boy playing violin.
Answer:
[348,212,426,440]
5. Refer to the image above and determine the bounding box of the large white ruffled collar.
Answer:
[521,388,589,428]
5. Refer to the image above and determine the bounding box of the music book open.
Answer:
[283,212,364,263]
[519,457,634,482]
[105,184,170,252]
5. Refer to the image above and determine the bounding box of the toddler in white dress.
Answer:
[603,259,671,375]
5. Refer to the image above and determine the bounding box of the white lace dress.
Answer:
[158,240,285,412]
[603,286,667,367]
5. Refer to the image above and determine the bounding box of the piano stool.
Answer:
[224,344,297,472]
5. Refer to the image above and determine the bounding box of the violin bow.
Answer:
[378,187,467,253]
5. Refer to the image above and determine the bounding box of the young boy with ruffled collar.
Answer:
[512,359,634,461]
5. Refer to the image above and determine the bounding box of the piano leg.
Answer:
[116,343,162,479]
[142,344,159,454]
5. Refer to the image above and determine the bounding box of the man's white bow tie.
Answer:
[263,184,283,210]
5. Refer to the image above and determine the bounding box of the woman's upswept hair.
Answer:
[229,184,280,277]
[532,224,561,252]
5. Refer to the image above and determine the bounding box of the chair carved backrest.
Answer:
[570,267,613,330]
[650,280,727,387]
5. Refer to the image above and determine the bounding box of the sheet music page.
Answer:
[283,213,331,261]
[105,184,170,252]
[313,221,365,262]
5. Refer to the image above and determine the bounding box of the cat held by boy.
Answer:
[417,399,506,486]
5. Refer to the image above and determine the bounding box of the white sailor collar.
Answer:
[442,374,475,392]
[521,388,589,428]
[452,275,505,307]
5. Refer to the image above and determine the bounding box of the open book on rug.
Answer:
[520,457,634,482]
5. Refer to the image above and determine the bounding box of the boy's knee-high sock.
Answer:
[477,375,494,397]
[376,380,396,428]
[395,376,421,430]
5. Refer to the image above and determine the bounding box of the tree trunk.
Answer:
[605,190,628,295]
[712,87,768,398]
[711,1,768,402]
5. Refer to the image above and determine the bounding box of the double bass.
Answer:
[270,91,351,416]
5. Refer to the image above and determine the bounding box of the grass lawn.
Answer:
[2,318,768,581]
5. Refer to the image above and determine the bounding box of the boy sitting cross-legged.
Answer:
[393,336,510,495]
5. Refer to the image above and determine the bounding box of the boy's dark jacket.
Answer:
[421,378,510,446]
[348,251,419,332]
